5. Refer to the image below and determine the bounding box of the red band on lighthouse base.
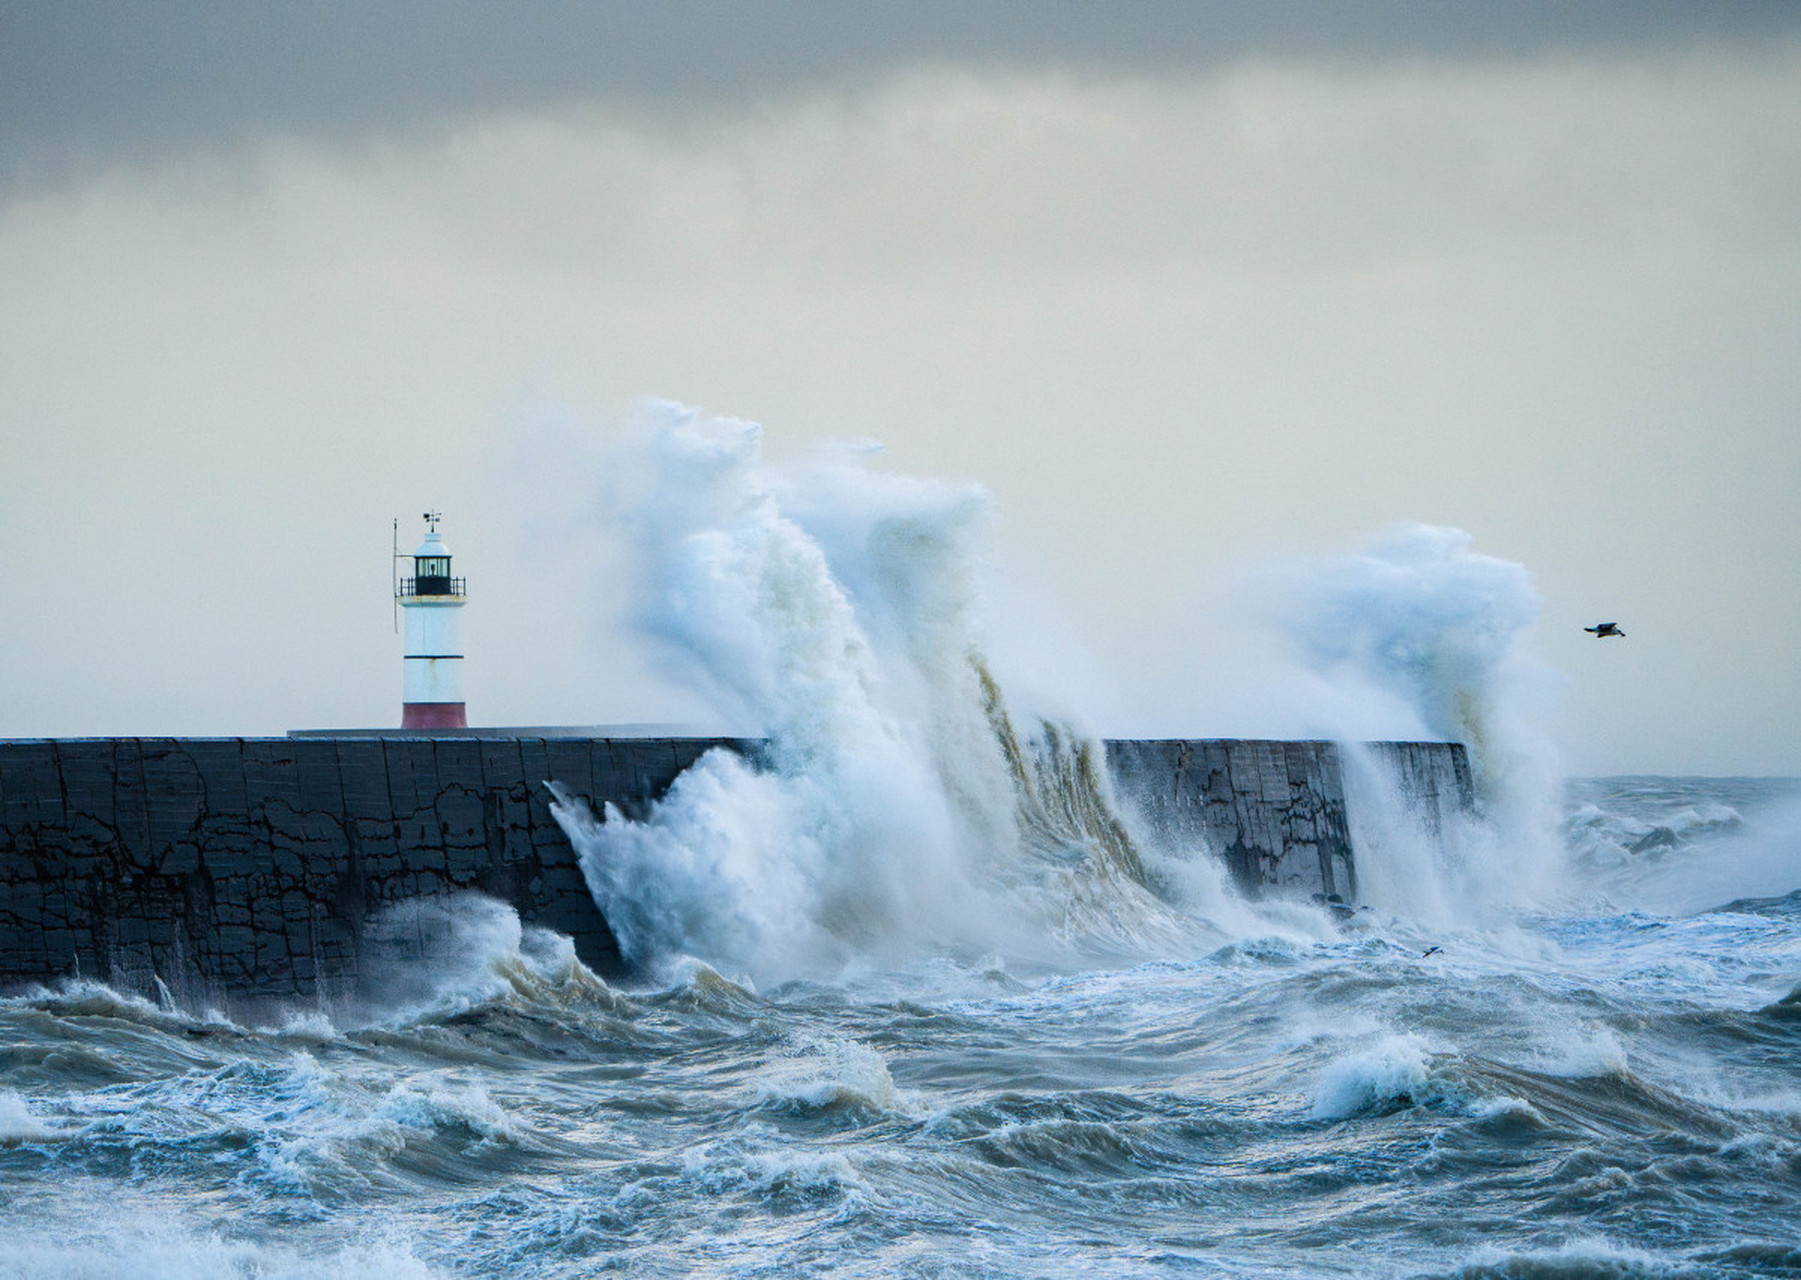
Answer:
[402,702,468,730]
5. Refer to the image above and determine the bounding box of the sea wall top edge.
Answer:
[287,724,739,739]
[0,734,1467,747]
[0,734,745,744]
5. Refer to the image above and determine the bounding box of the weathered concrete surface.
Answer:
[1362,740,1477,839]
[0,737,739,1004]
[0,736,1471,1002]
[1105,739,1474,900]
[1108,739,1356,899]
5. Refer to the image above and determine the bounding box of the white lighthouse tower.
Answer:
[397,511,468,730]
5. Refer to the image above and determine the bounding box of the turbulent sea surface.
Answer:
[2,775,1799,1279]
[6,416,1799,1276]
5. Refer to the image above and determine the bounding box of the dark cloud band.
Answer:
[5,0,1797,190]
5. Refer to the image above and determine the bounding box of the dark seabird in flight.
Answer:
[1585,622,1625,638]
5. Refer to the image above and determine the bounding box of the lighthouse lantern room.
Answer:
[397,511,468,730]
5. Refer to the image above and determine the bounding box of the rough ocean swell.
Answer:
[3,775,1799,1279]
[3,409,1798,1278]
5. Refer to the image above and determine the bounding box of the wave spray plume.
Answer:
[1276,524,1564,914]
[551,404,1205,984]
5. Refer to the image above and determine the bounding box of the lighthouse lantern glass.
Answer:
[415,554,452,594]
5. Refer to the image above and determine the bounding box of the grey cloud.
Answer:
[5,0,1798,191]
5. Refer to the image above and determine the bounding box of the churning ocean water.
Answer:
[4,410,1798,1277]
[2,775,1799,1279]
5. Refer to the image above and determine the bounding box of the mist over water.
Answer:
[4,409,1799,1278]
[552,406,1012,980]
[552,403,1273,986]
[1276,525,1544,769]
[555,414,1576,981]
[1275,525,1569,918]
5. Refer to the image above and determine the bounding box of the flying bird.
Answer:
[1584,623,1625,638]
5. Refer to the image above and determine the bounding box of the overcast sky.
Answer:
[2,2,1797,776]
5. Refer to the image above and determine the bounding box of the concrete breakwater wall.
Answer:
[0,736,1471,1003]
[0,737,739,1005]
[1108,739,1475,900]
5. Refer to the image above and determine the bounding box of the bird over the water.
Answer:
[1585,622,1625,638]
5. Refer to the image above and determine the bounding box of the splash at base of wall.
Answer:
[0,736,1469,1005]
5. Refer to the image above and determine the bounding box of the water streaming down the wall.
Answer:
[1106,738,1356,901]
[1276,524,1566,917]
[0,732,1471,999]
[546,407,1487,985]
[0,412,1525,1000]
[550,406,1251,983]
[7,412,1797,1279]
[2,773,1793,1279]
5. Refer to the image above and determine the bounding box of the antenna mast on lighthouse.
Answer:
[396,511,468,730]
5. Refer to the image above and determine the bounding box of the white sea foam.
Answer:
[1311,1033,1437,1119]
[256,1056,520,1196]
[1275,525,1567,918]
[0,1176,439,1279]
[559,406,1008,979]
[12,977,241,1034]
[349,893,614,1025]
[377,1080,518,1144]
[1530,1023,1632,1080]
[1273,524,1549,776]
[0,1090,55,1144]
[552,413,1601,982]
[267,1009,342,1042]
[675,1136,867,1200]
[0,1225,442,1280]
[1448,1237,1699,1279]
[1583,793,1801,916]
[750,1036,904,1114]
[552,403,1246,984]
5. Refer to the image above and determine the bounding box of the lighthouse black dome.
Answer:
[404,528,463,598]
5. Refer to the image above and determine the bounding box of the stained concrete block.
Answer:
[243,748,303,844]
[109,738,154,867]
[433,740,483,796]
[403,743,442,817]
[188,739,251,813]
[295,744,345,821]
[543,741,595,807]
[2,742,65,832]
[515,739,552,795]
[436,787,486,850]
[335,740,392,821]
[478,739,526,793]
[55,743,114,830]
[0,736,1472,1004]
[381,741,426,816]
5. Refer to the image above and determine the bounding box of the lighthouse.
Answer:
[397,512,468,730]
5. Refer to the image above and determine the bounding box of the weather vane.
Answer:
[423,509,442,532]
